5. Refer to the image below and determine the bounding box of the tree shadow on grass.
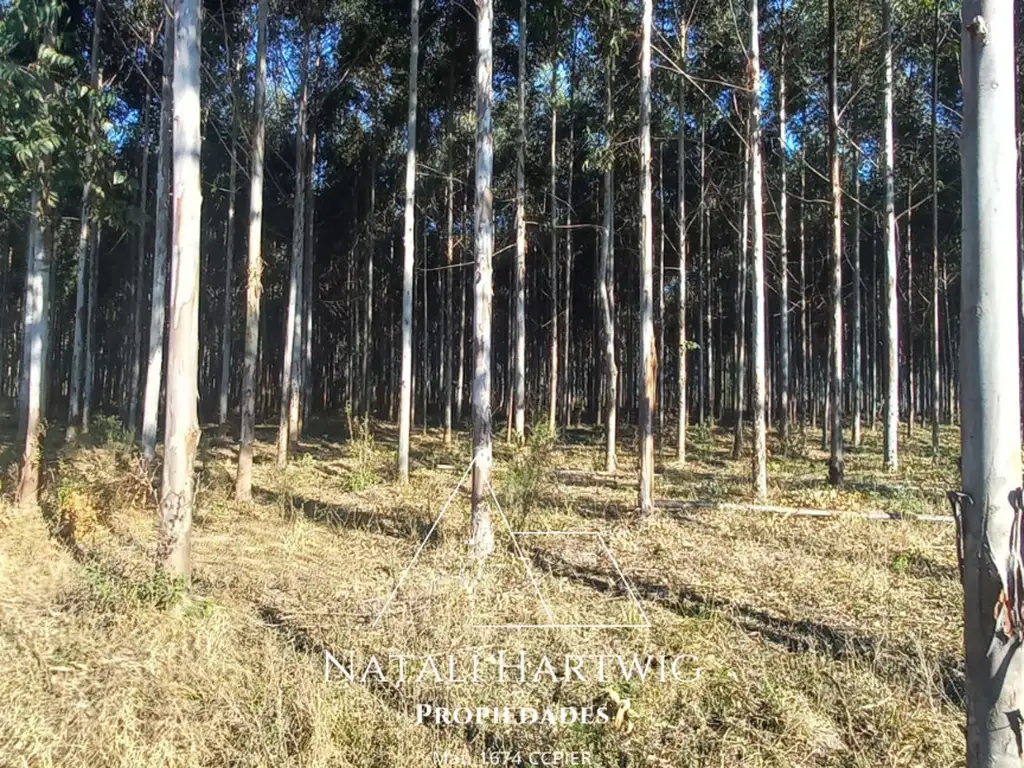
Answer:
[529,547,965,709]
[250,486,439,545]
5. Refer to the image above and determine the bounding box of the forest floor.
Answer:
[0,415,964,767]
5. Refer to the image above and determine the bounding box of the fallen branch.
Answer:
[656,499,953,524]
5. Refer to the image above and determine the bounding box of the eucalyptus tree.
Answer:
[882,0,899,471]
[748,0,767,499]
[397,0,419,484]
[142,6,174,461]
[469,0,494,561]
[958,1,1023,763]
[638,0,655,515]
[157,0,202,578]
[235,0,268,501]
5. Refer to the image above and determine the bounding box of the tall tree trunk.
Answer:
[157,0,202,577]
[777,14,790,450]
[84,224,100,433]
[599,57,617,472]
[276,29,310,466]
[852,150,862,448]
[547,47,559,435]
[301,127,317,433]
[930,0,940,458]
[513,0,527,440]
[219,49,241,426]
[907,188,915,439]
[17,189,49,509]
[563,43,575,429]
[68,0,103,443]
[469,0,494,561]
[397,0,419,483]
[749,0,767,498]
[732,155,749,462]
[444,146,455,444]
[142,8,174,460]
[676,20,687,463]
[129,49,153,431]
[959,1,1024,763]
[883,0,899,470]
[827,0,844,486]
[657,144,665,440]
[638,0,656,515]
[363,141,376,426]
[235,0,268,500]
[799,155,809,433]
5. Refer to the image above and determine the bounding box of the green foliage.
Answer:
[343,429,381,492]
[81,561,190,612]
[90,415,136,457]
[502,422,556,530]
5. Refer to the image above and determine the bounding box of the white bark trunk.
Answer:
[142,8,174,460]
[778,15,790,448]
[677,21,687,464]
[469,0,494,561]
[883,0,900,471]
[828,0,844,486]
[17,188,49,509]
[234,0,267,501]
[959,2,1024,763]
[599,59,617,473]
[547,53,559,435]
[157,0,202,578]
[638,0,656,515]
[276,29,310,466]
[749,0,767,499]
[397,0,419,483]
[513,2,526,440]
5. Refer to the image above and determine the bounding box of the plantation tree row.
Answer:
[2,0,1024,759]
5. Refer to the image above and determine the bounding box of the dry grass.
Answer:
[0,417,965,767]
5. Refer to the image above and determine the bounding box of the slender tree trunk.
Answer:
[959,1,1024,763]
[83,225,100,433]
[778,18,790,450]
[513,0,527,440]
[547,49,559,435]
[677,21,687,463]
[157,0,202,577]
[363,144,376,426]
[276,29,310,466]
[799,156,809,434]
[235,0,267,500]
[68,0,103,443]
[397,0,419,482]
[638,0,656,515]
[599,58,617,472]
[907,189,915,439]
[142,9,174,460]
[218,72,240,425]
[129,53,153,431]
[17,189,49,509]
[883,0,899,470]
[749,0,767,498]
[301,127,317,433]
[852,150,862,448]
[931,2,941,458]
[444,153,455,445]
[733,158,749,462]
[827,0,844,486]
[469,0,495,561]
[657,144,666,440]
